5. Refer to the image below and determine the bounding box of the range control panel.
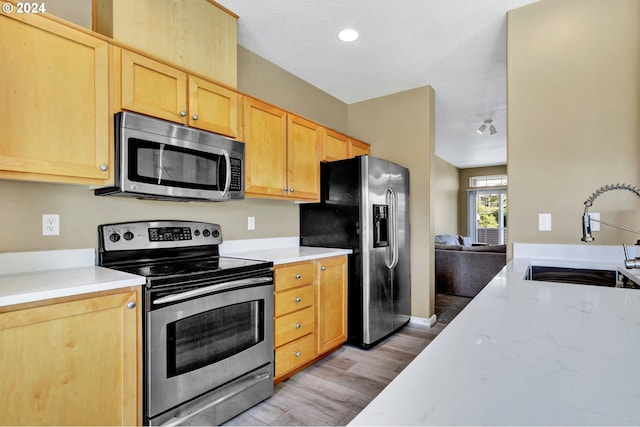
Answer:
[100,220,222,251]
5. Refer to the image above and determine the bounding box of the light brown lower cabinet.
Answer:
[0,287,142,426]
[273,256,348,383]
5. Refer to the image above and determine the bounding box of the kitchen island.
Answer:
[350,243,640,426]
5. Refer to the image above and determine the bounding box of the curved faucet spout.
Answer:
[581,183,640,242]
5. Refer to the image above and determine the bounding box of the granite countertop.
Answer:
[350,243,640,426]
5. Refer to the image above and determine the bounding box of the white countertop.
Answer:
[0,248,145,307]
[0,240,350,307]
[220,237,352,264]
[350,243,640,426]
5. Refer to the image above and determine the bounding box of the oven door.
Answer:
[146,278,274,419]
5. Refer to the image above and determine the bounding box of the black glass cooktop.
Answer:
[114,256,271,280]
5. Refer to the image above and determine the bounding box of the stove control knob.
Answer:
[194,229,201,237]
[203,229,211,237]
[109,232,121,242]
[123,231,134,241]
[212,229,220,238]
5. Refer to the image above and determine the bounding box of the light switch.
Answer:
[247,216,255,230]
[538,213,552,231]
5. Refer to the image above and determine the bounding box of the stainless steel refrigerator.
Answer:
[300,155,411,348]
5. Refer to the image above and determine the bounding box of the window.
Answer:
[467,174,507,245]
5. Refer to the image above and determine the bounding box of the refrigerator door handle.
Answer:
[387,187,399,269]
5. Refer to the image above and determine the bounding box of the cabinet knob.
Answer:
[99,164,108,171]
[321,266,327,271]
[180,111,187,117]
[295,351,301,357]
[295,297,302,303]
[283,187,288,192]
[295,323,301,329]
[289,187,295,192]
[295,274,301,279]
[192,114,199,120]
[126,301,136,309]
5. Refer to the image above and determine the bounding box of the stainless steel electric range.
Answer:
[97,220,274,426]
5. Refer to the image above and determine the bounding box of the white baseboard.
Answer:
[409,315,437,328]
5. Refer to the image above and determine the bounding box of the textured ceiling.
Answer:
[217,0,538,169]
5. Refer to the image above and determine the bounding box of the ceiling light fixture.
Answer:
[338,28,359,42]
[477,119,497,135]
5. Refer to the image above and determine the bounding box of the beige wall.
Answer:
[348,86,436,319]
[434,156,460,236]
[238,46,348,134]
[508,0,640,254]
[458,165,508,237]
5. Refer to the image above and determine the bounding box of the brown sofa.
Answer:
[435,235,507,298]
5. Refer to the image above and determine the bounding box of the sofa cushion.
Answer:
[435,234,460,245]
[435,244,463,251]
[461,244,507,253]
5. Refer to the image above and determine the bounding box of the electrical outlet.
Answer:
[247,216,255,231]
[42,214,60,236]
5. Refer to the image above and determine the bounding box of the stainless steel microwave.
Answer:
[95,112,244,202]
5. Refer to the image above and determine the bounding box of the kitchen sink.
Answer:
[524,265,640,289]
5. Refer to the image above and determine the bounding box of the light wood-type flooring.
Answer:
[224,293,468,426]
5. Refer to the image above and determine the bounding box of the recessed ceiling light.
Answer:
[338,28,359,42]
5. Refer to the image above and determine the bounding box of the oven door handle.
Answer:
[152,276,272,305]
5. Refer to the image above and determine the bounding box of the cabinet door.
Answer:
[188,76,240,138]
[0,13,110,184]
[287,114,322,201]
[349,137,371,158]
[242,97,287,198]
[323,129,350,162]
[0,289,140,426]
[120,49,188,123]
[94,0,237,87]
[316,256,348,354]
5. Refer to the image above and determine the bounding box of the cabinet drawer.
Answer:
[274,306,314,347]
[275,333,315,379]
[275,262,315,292]
[275,285,314,317]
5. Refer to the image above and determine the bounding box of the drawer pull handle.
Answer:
[295,323,301,329]
[295,351,301,357]
[295,274,301,279]
[321,266,327,271]
[295,297,302,303]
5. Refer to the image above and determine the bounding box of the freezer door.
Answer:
[361,157,410,345]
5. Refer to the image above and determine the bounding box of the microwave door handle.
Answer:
[222,150,231,197]
[152,277,272,305]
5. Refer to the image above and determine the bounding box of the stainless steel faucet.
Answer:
[581,183,640,242]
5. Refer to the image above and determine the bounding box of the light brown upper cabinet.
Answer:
[323,129,371,162]
[242,97,321,201]
[93,0,238,88]
[119,49,240,138]
[0,12,111,185]
[349,137,371,158]
[286,114,322,201]
[323,129,350,162]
